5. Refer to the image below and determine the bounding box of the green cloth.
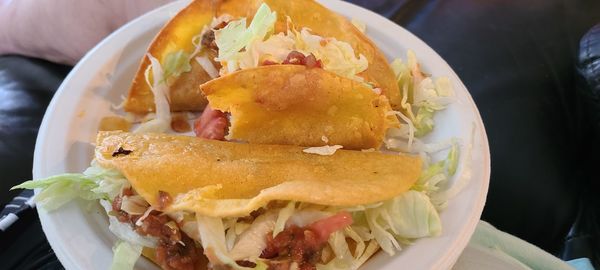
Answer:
[466,221,574,270]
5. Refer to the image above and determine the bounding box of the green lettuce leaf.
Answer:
[381,190,441,239]
[12,174,99,210]
[447,141,460,176]
[273,201,295,237]
[161,50,192,82]
[137,53,172,133]
[413,105,435,137]
[215,3,276,71]
[196,215,255,269]
[11,164,126,210]
[110,241,143,270]
[293,28,368,81]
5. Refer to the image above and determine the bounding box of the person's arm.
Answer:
[0,0,173,65]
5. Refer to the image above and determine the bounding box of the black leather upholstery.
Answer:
[1,1,600,269]
[561,22,600,266]
[0,56,70,269]
[0,56,71,206]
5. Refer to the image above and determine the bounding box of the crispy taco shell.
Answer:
[124,0,400,113]
[96,131,422,218]
[201,65,399,150]
[124,0,216,113]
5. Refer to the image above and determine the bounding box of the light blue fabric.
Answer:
[567,258,595,270]
[468,221,578,270]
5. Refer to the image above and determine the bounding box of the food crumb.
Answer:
[112,147,133,157]
[303,145,343,156]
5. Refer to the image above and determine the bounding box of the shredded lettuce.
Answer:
[136,53,172,133]
[386,111,415,151]
[11,163,126,210]
[328,230,353,264]
[342,190,441,257]
[389,50,454,139]
[230,212,276,261]
[196,215,232,264]
[225,217,239,251]
[11,174,98,210]
[214,3,368,83]
[317,240,379,270]
[273,201,296,237]
[110,241,143,270]
[287,209,332,227]
[447,141,460,176]
[98,200,159,248]
[412,139,461,196]
[380,191,441,239]
[195,56,219,78]
[344,227,366,258]
[430,126,474,207]
[161,50,192,82]
[215,3,277,72]
[390,58,415,120]
[196,215,254,269]
[414,106,435,137]
[120,195,149,215]
[292,28,368,81]
[85,163,130,201]
[364,207,400,255]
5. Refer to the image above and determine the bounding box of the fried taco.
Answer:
[124,0,400,114]
[198,65,399,150]
[15,131,433,270]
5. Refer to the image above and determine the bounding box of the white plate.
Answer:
[33,0,490,269]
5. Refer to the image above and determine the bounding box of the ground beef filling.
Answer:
[260,212,353,270]
[201,21,229,52]
[112,191,202,270]
[260,226,325,270]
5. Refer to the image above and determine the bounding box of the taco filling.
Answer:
[124,0,400,114]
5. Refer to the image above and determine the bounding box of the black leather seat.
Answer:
[1,1,599,269]
[0,56,70,269]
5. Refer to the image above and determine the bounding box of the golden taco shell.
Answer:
[95,131,422,218]
[124,0,400,113]
[201,65,399,150]
[124,0,215,113]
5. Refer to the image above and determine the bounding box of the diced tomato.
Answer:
[283,51,306,65]
[302,54,323,69]
[282,51,322,69]
[193,105,229,140]
[308,211,353,243]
